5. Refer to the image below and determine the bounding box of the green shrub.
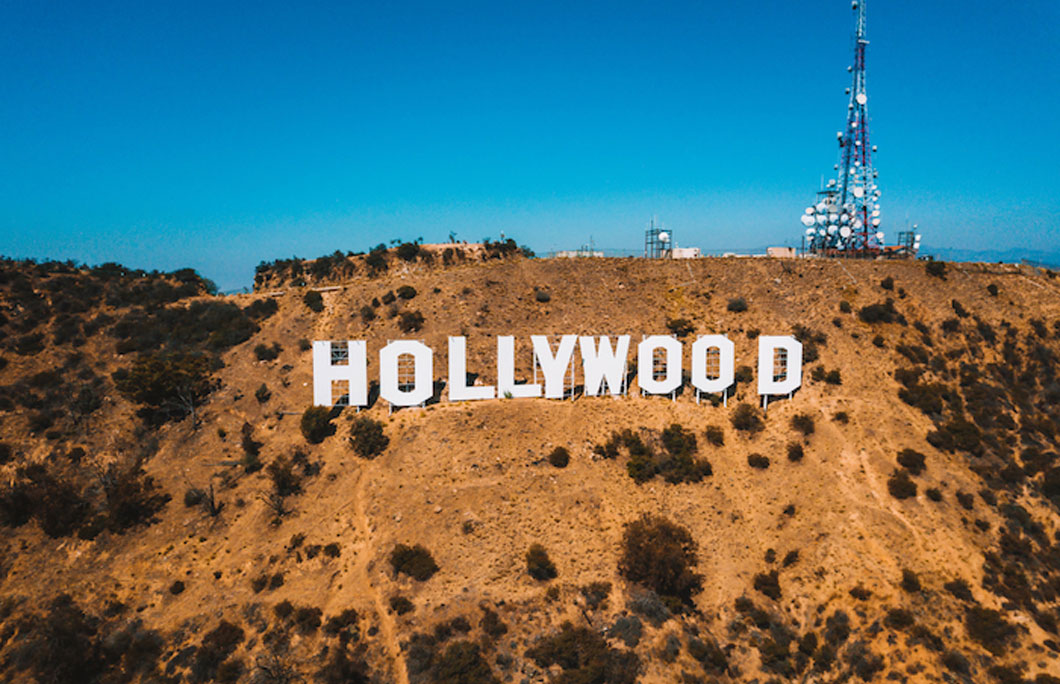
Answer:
[303,290,324,312]
[534,289,551,303]
[704,425,724,446]
[113,352,216,425]
[900,568,921,593]
[839,300,852,313]
[727,297,748,312]
[526,621,639,684]
[267,456,302,497]
[390,595,414,615]
[396,285,417,299]
[360,305,376,323]
[753,570,781,600]
[300,405,335,443]
[791,414,815,436]
[925,260,947,278]
[747,453,770,469]
[395,242,421,262]
[731,403,764,433]
[887,469,916,499]
[390,543,439,581]
[254,342,282,361]
[897,449,926,475]
[398,310,424,332]
[244,298,278,320]
[787,443,804,462]
[547,446,569,468]
[526,543,558,580]
[965,606,1016,654]
[987,283,999,296]
[619,515,702,608]
[349,416,388,458]
[254,383,271,403]
[858,299,898,324]
[665,318,694,338]
[880,276,894,290]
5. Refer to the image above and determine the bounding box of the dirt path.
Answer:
[349,469,410,684]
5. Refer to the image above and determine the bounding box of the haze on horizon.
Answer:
[2,0,1058,291]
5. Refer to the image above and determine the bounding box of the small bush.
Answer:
[396,285,417,300]
[944,578,974,601]
[858,299,898,324]
[390,543,438,581]
[887,469,917,499]
[481,607,508,637]
[526,543,558,580]
[987,283,999,296]
[900,568,921,593]
[926,487,942,501]
[254,383,271,403]
[267,456,302,497]
[753,570,781,600]
[925,260,947,278]
[547,446,569,468]
[791,414,815,436]
[302,291,324,313]
[349,416,388,458]
[398,310,424,332]
[619,515,702,608]
[704,425,724,446]
[359,305,376,323]
[787,443,804,462]
[731,403,764,433]
[254,342,282,361]
[897,449,926,475]
[965,606,1016,654]
[526,621,639,684]
[300,405,335,443]
[748,453,770,469]
[872,334,884,347]
[395,242,421,261]
[390,595,414,615]
[880,276,894,290]
[839,300,852,313]
[727,297,748,312]
[665,318,694,338]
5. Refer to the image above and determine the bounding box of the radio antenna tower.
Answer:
[800,1,887,256]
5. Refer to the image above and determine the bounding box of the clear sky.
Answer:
[2,0,1058,290]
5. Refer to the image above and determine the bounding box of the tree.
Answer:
[113,352,216,427]
[619,515,702,610]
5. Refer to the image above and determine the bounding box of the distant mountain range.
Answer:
[926,247,1060,269]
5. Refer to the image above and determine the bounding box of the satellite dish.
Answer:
[805,207,815,215]
[872,218,881,227]
[658,232,670,243]
[840,226,852,238]
[816,214,826,225]
[853,187,865,198]
[818,229,827,236]
[827,179,836,187]
[875,231,885,241]
[816,202,827,212]
[872,209,880,217]
[805,227,816,235]
[856,93,867,105]
[853,219,863,229]
[801,214,816,227]
[828,225,838,235]
[828,213,839,223]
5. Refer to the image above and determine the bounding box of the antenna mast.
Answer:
[800,1,887,256]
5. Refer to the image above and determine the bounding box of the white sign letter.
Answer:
[380,340,433,406]
[637,335,682,395]
[757,336,803,396]
[448,337,495,401]
[579,336,630,396]
[691,335,735,394]
[531,335,577,399]
[497,336,542,398]
[313,340,367,407]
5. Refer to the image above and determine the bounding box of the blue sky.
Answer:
[2,0,1058,290]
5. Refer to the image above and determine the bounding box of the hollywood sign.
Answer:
[313,335,803,408]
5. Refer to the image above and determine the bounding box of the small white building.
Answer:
[670,247,702,259]
[767,247,797,259]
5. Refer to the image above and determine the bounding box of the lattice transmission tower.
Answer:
[800,1,904,256]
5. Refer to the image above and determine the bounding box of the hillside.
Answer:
[1,250,1060,684]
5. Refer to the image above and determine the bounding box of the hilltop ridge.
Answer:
[1,253,1059,683]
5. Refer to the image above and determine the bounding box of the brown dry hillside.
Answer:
[2,251,1060,684]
